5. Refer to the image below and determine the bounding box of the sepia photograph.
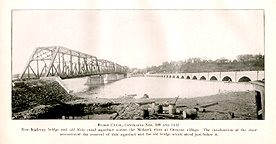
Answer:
[11,9,265,120]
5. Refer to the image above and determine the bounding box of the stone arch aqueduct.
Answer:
[146,71,264,82]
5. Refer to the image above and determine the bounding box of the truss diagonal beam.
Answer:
[20,46,127,79]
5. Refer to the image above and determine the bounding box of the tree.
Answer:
[216,57,229,63]
[237,54,254,62]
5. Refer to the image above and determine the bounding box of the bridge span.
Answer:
[19,46,128,80]
[146,71,264,82]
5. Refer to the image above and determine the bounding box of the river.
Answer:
[62,77,254,99]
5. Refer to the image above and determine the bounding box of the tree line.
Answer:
[130,54,264,74]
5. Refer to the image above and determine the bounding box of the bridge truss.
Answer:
[20,46,127,79]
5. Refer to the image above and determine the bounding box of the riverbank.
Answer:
[12,79,257,120]
[12,79,82,119]
[70,91,257,120]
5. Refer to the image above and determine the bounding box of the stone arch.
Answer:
[222,76,232,82]
[176,76,179,78]
[238,76,251,82]
[173,76,175,78]
[181,76,184,79]
[200,76,206,80]
[186,76,190,79]
[192,76,197,80]
[210,76,218,81]
[169,75,171,78]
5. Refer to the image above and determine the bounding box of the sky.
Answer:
[12,10,264,74]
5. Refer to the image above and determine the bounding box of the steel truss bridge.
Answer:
[20,46,128,79]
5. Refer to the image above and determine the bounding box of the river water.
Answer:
[62,77,254,99]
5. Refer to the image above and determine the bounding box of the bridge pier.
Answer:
[105,74,117,81]
[85,75,104,85]
[104,74,125,83]
[116,74,125,80]
[85,74,126,85]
